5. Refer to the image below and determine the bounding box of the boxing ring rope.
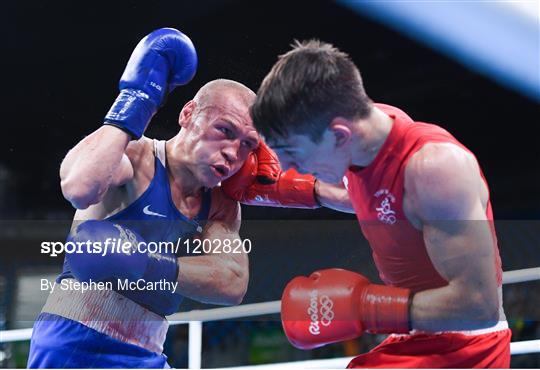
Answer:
[1,267,539,368]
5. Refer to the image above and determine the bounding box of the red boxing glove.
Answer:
[221,140,319,208]
[281,269,411,350]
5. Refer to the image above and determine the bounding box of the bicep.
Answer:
[177,204,248,304]
[408,143,497,288]
[207,187,242,234]
[414,212,499,330]
[406,144,500,330]
[202,195,247,264]
[422,204,497,290]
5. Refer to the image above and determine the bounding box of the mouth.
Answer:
[210,164,230,178]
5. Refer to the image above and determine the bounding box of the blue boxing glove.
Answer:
[66,220,178,286]
[104,27,197,139]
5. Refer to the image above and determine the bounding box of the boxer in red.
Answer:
[222,40,511,367]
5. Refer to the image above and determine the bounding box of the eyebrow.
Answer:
[220,118,238,129]
[221,119,259,145]
[219,119,243,135]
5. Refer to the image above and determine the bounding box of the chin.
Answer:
[202,174,222,188]
[202,178,220,188]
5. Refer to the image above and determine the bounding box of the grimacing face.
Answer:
[181,96,259,188]
[268,130,350,184]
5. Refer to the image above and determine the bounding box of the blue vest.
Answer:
[58,140,211,315]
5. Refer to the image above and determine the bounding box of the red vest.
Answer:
[344,104,502,292]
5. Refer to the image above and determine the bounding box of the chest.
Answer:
[120,160,201,218]
[167,180,202,220]
[108,166,205,243]
[345,163,421,229]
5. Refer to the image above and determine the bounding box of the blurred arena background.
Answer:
[1,0,539,368]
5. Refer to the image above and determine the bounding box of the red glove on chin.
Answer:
[281,269,411,350]
[221,140,319,208]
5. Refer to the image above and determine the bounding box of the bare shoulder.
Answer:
[407,142,479,184]
[124,137,154,171]
[405,142,484,220]
[122,136,157,201]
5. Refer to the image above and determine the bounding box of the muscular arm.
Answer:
[315,180,355,213]
[406,143,499,331]
[176,200,248,306]
[60,125,134,210]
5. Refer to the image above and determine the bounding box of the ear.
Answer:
[178,100,196,128]
[328,117,352,148]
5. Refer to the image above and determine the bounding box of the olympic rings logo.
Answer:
[377,212,397,225]
[307,290,335,336]
[319,295,334,327]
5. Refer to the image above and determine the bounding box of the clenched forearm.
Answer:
[410,281,499,332]
[315,180,355,213]
[60,126,131,209]
[176,253,248,305]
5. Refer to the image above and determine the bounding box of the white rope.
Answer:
[168,300,281,324]
[0,328,33,343]
[510,339,540,355]
[502,267,540,284]
[222,356,354,369]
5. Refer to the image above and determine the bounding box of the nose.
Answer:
[222,141,240,164]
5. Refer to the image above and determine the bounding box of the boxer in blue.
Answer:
[27,28,259,368]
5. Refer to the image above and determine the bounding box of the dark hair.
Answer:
[251,40,372,142]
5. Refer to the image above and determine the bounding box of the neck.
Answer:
[350,106,394,167]
[165,136,204,198]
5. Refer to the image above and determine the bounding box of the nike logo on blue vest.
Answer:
[143,205,167,218]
